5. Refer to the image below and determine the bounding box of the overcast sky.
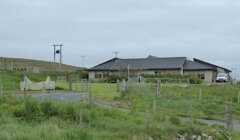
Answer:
[0,0,240,78]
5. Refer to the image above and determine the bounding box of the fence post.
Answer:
[0,83,2,95]
[199,89,202,100]
[122,79,126,92]
[238,91,240,104]
[156,80,161,98]
[88,81,92,105]
[0,77,2,94]
[42,82,46,101]
[153,98,156,113]
[117,79,120,92]
[145,104,150,133]
[69,77,72,91]
[226,102,233,132]
[79,112,83,127]
[189,99,193,126]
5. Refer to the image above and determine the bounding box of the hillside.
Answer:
[0,57,80,72]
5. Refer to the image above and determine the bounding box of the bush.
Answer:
[41,101,59,117]
[107,74,127,83]
[59,104,77,120]
[13,105,25,118]
[13,99,41,120]
[55,86,65,90]
[0,96,7,105]
[141,74,203,84]
[189,76,202,84]
[24,99,42,119]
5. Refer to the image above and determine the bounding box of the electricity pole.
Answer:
[81,56,85,68]
[113,51,120,58]
[59,44,63,70]
[53,45,57,70]
[53,44,64,71]
[232,68,237,84]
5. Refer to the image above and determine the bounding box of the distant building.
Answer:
[88,55,231,82]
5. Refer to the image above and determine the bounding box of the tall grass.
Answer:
[0,95,233,139]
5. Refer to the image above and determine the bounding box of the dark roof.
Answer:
[193,58,232,72]
[183,60,215,71]
[88,56,231,73]
[88,56,187,71]
[88,58,119,71]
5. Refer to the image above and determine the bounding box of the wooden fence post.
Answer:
[189,99,193,126]
[156,80,161,98]
[238,91,240,104]
[145,104,150,133]
[0,77,2,94]
[69,78,72,91]
[0,84,2,94]
[117,79,120,92]
[226,102,233,132]
[79,112,83,127]
[153,98,156,113]
[199,89,202,100]
[88,86,92,105]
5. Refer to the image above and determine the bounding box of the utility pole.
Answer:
[113,51,120,58]
[127,65,131,82]
[4,58,7,72]
[81,56,85,68]
[59,44,63,70]
[53,44,64,71]
[53,45,57,70]
[231,68,237,85]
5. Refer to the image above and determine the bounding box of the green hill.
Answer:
[0,57,80,72]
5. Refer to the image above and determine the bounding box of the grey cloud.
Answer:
[0,0,240,78]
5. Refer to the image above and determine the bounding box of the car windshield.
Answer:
[217,73,226,77]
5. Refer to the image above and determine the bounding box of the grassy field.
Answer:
[1,72,240,139]
[0,71,82,93]
[1,95,238,140]
[0,57,79,72]
[89,83,240,121]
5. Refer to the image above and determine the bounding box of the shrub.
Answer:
[59,104,77,120]
[107,74,127,83]
[55,86,65,90]
[24,99,42,119]
[13,99,42,120]
[141,74,202,84]
[41,101,58,117]
[13,105,25,118]
[189,76,202,84]
[0,96,7,105]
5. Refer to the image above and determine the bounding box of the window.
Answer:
[197,73,205,80]
[103,73,108,78]
[95,73,102,78]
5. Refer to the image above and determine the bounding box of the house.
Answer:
[88,55,231,82]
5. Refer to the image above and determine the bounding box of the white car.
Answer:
[216,73,228,82]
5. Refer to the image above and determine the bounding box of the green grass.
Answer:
[88,83,240,121]
[0,57,79,72]
[1,72,240,139]
[90,83,120,101]
[0,71,80,93]
[0,96,235,140]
